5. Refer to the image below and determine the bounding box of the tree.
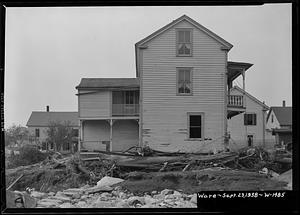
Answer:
[45,120,75,152]
[5,124,29,146]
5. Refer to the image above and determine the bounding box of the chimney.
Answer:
[46,105,49,112]
[282,100,286,107]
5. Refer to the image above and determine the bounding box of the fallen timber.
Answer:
[80,149,239,171]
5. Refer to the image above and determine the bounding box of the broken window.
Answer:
[177,29,192,56]
[178,68,192,95]
[189,114,203,139]
[244,113,257,125]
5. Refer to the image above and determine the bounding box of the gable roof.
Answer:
[26,112,78,127]
[76,78,139,89]
[267,106,292,126]
[231,86,269,110]
[135,15,233,50]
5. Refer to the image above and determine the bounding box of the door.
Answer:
[247,134,254,147]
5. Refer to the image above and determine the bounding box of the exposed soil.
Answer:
[118,168,288,195]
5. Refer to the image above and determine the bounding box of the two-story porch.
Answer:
[76,78,140,152]
[227,61,253,119]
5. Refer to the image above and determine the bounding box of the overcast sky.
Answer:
[4,4,292,128]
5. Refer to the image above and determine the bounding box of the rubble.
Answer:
[5,146,292,208]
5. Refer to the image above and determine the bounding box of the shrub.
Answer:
[7,145,50,169]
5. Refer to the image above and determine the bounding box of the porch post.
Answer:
[242,69,246,107]
[79,120,83,152]
[109,119,113,152]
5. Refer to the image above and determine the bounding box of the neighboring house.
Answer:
[266,101,292,146]
[227,86,275,150]
[26,106,79,153]
[76,15,253,153]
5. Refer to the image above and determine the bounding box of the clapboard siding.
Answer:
[82,120,109,151]
[79,90,111,118]
[112,120,139,151]
[228,89,275,150]
[141,20,226,153]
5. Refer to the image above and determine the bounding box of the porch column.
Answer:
[109,119,113,152]
[242,69,246,106]
[79,120,83,152]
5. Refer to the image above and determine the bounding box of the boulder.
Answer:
[59,202,75,208]
[190,193,197,204]
[97,176,124,187]
[77,201,88,208]
[127,196,145,206]
[161,189,173,196]
[30,191,46,199]
[85,185,113,194]
[115,200,130,208]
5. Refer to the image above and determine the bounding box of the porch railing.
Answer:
[228,95,244,107]
[112,104,139,116]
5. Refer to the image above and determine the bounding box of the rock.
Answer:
[30,191,46,199]
[89,200,114,208]
[76,201,88,208]
[96,176,124,187]
[151,191,158,195]
[72,193,81,199]
[190,193,197,204]
[165,194,175,199]
[115,200,130,208]
[48,192,55,196]
[59,202,75,208]
[80,195,88,200]
[144,196,156,205]
[50,196,71,202]
[39,198,62,204]
[85,185,113,194]
[173,191,182,197]
[161,189,173,196]
[37,199,60,207]
[127,196,145,206]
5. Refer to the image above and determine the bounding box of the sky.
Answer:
[4,4,292,128]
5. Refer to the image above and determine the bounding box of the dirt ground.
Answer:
[117,168,288,195]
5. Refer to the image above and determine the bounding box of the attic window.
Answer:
[176,29,192,56]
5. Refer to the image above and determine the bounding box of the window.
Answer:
[244,113,257,125]
[271,115,274,123]
[177,68,192,95]
[176,29,192,56]
[35,128,40,137]
[188,113,203,139]
[72,128,79,137]
[63,142,70,151]
[247,135,254,147]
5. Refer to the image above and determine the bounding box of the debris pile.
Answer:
[5,146,292,208]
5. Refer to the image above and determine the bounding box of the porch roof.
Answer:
[76,78,140,89]
[227,61,253,82]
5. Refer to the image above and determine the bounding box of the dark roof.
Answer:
[26,112,78,127]
[76,78,139,89]
[268,107,292,126]
[227,61,253,82]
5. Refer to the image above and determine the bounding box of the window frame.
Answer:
[176,67,193,96]
[176,28,193,57]
[244,113,257,126]
[187,112,204,140]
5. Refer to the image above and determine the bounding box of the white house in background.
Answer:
[26,106,79,153]
[266,101,292,146]
[227,86,275,150]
